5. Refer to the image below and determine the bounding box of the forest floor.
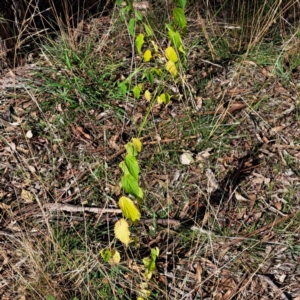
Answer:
[0,2,300,299]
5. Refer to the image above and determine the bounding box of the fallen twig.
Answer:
[43,203,122,214]
[44,203,181,226]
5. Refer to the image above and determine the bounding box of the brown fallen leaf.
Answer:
[76,125,92,140]
[21,189,34,203]
[195,262,202,285]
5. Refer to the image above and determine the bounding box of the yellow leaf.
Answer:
[144,90,151,101]
[114,218,131,246]
[21,189,34,203]
[118,196,141,222]
[151,40,159,53]
[143,50,152,62]
[110,249,121,264]
[165,46,178,63]
[139,283,151,298]
[157,93,171,104]
[145,269,153,280]
[165,61,178,76]
[132,138,142,152]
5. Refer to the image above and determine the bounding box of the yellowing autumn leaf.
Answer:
[143,50,152,62]
[165,46,178,62]
[165,60,178,76]
[151,40,159,53]
[118,196,141,222]
[110,249,121,264]
[144,90,151,101]
[157,95,163,104]
[157,93,171,104]
[138,282,151,299]
[135,33,145,54]
[132,85,142,99]
[21,189,34,203]
[114,218,131,246]
[132,138,142,152]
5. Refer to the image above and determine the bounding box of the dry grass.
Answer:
[0,0,300,299]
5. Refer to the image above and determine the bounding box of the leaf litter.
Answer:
[0,10,300,300]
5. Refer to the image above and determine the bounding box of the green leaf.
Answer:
[174,0,186,9]
[100,249,111,262]
[118,196,141,222]
[157,93,171,104]
[151,247,160,258]
[143,247,159,280]
[121,174,143,199]
[173,8,187,31]
[148,247,159,271]
[143,257,151,269]
[125,155,140,180]
[147,72,154,83]
[148,258,156,272]
[165,46,178,63]
[135,33,145,54]
[119,161,130,175]
[178,44,185,54]
[144,23,153,37]
[121,5,132,16]
[143,70,154,84]
[168,29,181,49]
[132,85,142,99]
[166,23,175,32]
[125,142,138,157]
[151,68,162,76]
[116,0,123,5]
[128,18,135,37]
[119,81,128,96]
[135,10,143,21]
[167,26,185,54]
